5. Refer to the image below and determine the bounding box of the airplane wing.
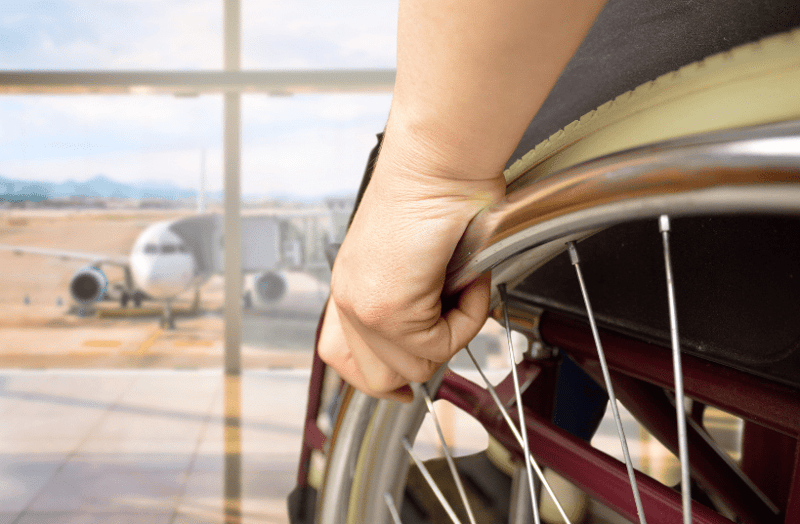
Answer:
[0,244,129,267]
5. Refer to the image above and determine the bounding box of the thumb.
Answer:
[442,272,492,356]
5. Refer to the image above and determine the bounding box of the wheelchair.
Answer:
[293,12,800,524]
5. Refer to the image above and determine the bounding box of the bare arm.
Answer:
[391,0,606,180]
[319,0,607,401]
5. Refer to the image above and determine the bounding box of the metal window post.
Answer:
[223,0,243,522]
[224,0,242,377]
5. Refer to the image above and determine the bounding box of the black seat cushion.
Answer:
[507,0,800,167]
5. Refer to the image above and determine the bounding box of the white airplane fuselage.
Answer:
[129,222,197,300]
[0,208,340,326]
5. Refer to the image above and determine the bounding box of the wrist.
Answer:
[380,108,509,184]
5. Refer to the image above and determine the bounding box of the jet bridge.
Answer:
[168,213,298,275]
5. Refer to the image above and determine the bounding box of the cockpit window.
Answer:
[142,243,188,255]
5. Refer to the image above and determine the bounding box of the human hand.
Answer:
[315,0,606,401]
[318,135,504,401]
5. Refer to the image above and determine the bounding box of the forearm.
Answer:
[387,0,607,181]
[320,0,608,397]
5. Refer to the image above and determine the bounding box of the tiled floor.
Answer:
[0,369,308,524]
[0,366,742,523]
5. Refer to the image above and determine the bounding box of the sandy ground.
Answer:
[0,209,164,314]
[0,208,315,369]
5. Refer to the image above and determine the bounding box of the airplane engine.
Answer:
[69,266,108,305]
[244,270,329,314]
[254,271,288,303]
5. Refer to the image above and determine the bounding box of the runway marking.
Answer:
[67,351,122,356]
[174,339,215,347]
[83,340,122,348]
[136,328,163,355]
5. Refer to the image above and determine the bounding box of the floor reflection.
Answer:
[0,369,307,523]
[224,372,242,524]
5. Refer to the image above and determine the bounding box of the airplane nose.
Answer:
[133,256,195,300]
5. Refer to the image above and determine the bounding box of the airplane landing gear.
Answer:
[191,289,201,313]
[117,287,143,308]
[161,300,176,329]
[242,291,252,310]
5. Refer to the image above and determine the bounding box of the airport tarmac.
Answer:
[0,209,321,370]
[0,305,317,370]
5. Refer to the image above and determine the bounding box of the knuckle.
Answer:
[316,315,343,367]
[333,286,401,334]
[317,342,335,366]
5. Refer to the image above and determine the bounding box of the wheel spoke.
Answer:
[402,437,464,524]
[384,492,404,524]
[567,241,648,524]
[659,215,692,524]
[463,345,573,524]
[509,464,535,524]
[420,384,478,524]
[499,283,542,524]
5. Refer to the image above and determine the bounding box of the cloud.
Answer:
[0,95,223,162]
[0,0,397,69]
[1,0,224,68]
[241,0,397,68]
[240,98,389,197]
[0,92,391,198]
[0,1,396,199]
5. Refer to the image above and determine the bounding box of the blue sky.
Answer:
[0,0,398,198]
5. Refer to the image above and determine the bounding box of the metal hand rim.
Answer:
[445,120,800,297]
[318,120,800,524]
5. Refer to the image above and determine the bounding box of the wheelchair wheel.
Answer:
[314,28,800,524]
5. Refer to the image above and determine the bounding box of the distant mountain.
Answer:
[0,174,354,204]
[0,174,195,202]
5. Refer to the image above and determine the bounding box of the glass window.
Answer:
[242,0,398,69]
[0,96,223,191]
[1,0,223,70]
[237,92,390,351]
[0,4,401,522]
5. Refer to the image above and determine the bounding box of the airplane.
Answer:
[0,199,353,328]
[0,67,384,328]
